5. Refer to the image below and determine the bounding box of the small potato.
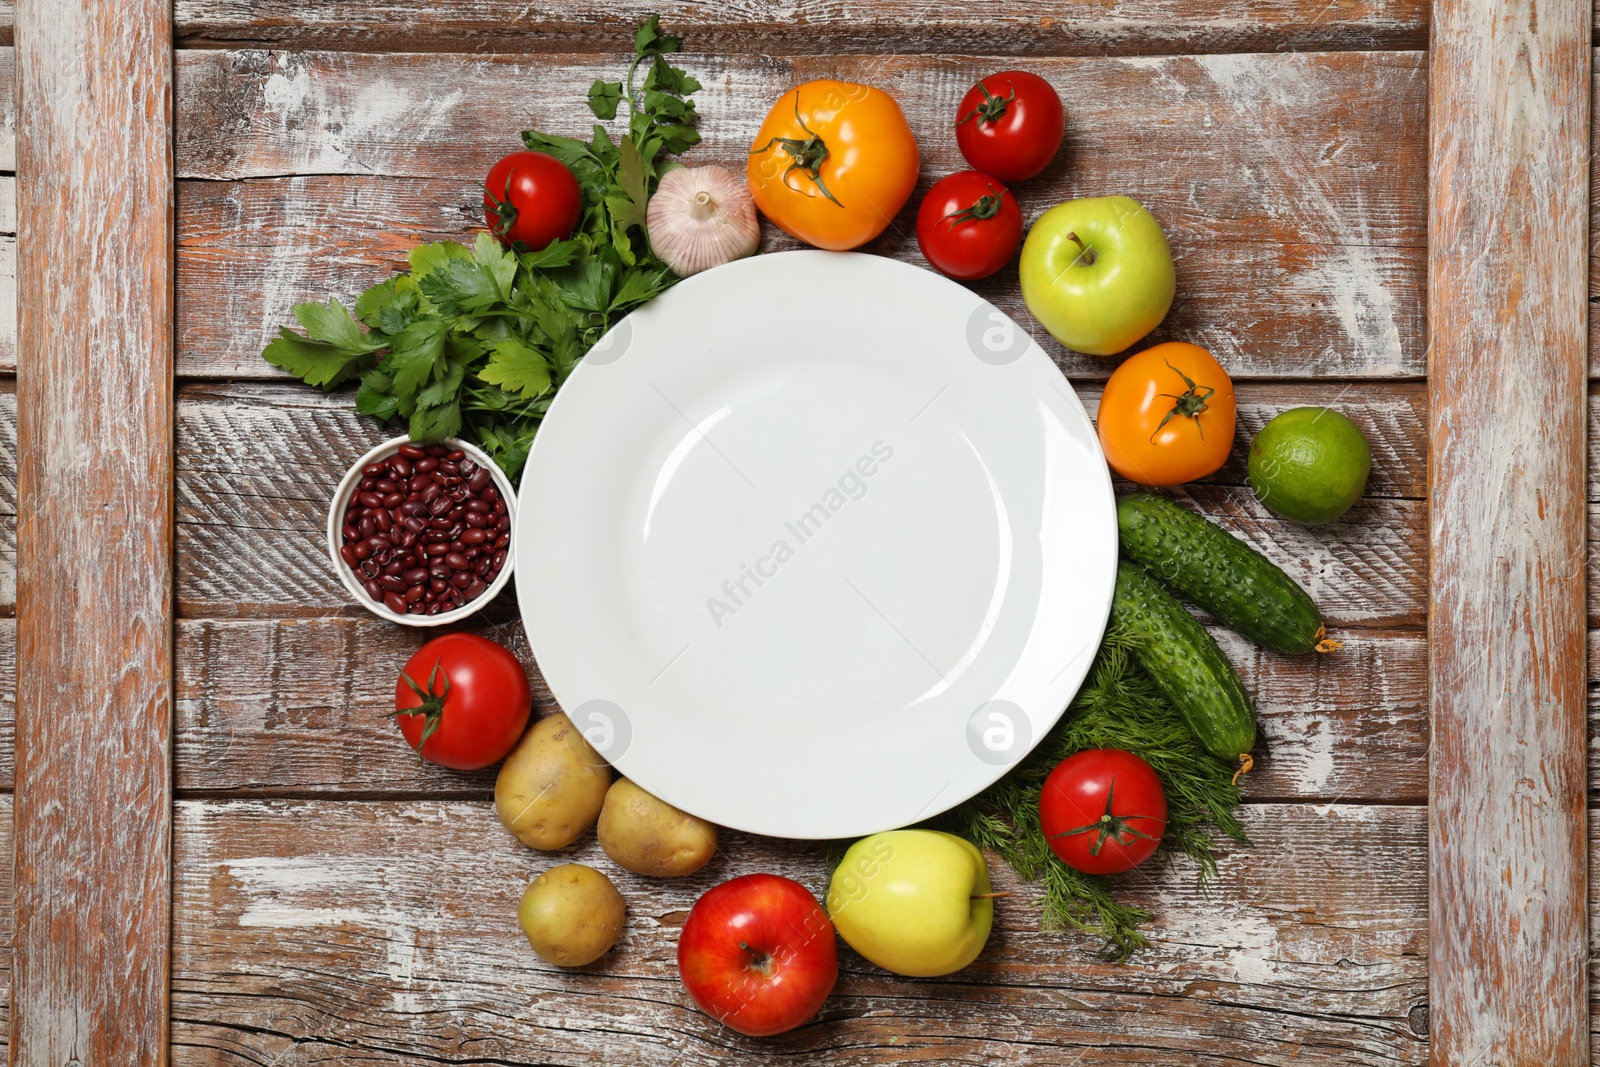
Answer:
[596,778,718,877]
[496,712,611,849]
[518,863,626,967]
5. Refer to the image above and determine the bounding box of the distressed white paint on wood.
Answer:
[12,0,173,1063]
[170,383,1427,622]
[170,798,1428,1066]
[1427,0,1591,1061]
[167,0,1430,55]
[171,49,1424,379]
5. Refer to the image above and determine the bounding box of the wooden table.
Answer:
[1,0,1591,1063]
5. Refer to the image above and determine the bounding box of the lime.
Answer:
[1247,407,1370,524]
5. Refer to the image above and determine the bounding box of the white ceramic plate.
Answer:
[517,251,1116,839]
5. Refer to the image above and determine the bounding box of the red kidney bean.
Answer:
[341,445,509,616]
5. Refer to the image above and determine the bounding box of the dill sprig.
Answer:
[928,621,1248,961]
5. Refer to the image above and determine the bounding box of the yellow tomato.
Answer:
[1098,342,1237,486]
[747,80,919,251]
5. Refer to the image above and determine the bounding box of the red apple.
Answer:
[677,873,838,1037]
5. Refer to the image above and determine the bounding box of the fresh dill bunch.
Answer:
[926,620,1249,961]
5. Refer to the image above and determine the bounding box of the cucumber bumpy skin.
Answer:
[1117,493,1338,656]
[1112,559,1257,771]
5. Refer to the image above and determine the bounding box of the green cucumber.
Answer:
[1112,559,1257,766]
[1117,492,1336,656]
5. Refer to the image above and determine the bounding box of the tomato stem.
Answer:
[1148,359,1216,444]
[485,174,520,243]
[944,185,1005,229]
[385,657,452,754]
[748,91,844,208]
[1049,777,1160,857]
[958,81,1015,127]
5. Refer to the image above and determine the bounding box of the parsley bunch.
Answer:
[261,16,701,478]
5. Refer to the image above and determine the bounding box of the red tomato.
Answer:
[954,71,1065,183]
[678,873,838,1037]
[915,171,1023,281]
[484,150,582,251]
[1038,749,1167,875]
[390,633,532,770]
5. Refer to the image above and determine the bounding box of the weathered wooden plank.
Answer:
[171,382,1427,624]
[170,798,1427,1066]
[171,617,1427,802]
[12,1,173,1064]
[1427,0,1591,1060]
[172,49,1425,379]
[169,0,1428,56]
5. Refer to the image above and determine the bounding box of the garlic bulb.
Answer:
[647,166,761,277]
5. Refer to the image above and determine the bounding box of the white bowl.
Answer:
[327,435,518,626]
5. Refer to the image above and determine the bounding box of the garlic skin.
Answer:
[647,166,761,277]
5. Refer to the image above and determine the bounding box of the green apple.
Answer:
[1018,195,1176,356]
[825,829,995,977]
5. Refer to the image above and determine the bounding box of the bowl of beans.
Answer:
[327,436,515,625]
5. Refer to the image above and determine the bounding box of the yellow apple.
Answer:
[825,829,995,977]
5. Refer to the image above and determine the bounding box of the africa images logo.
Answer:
[706,440,895,628]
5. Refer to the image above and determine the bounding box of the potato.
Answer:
[596,778,718,877]
[495,712,611,849]
[518,863,625,967]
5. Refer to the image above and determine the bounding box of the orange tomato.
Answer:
[747,80,919,251]
[1097,342,1236,486]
